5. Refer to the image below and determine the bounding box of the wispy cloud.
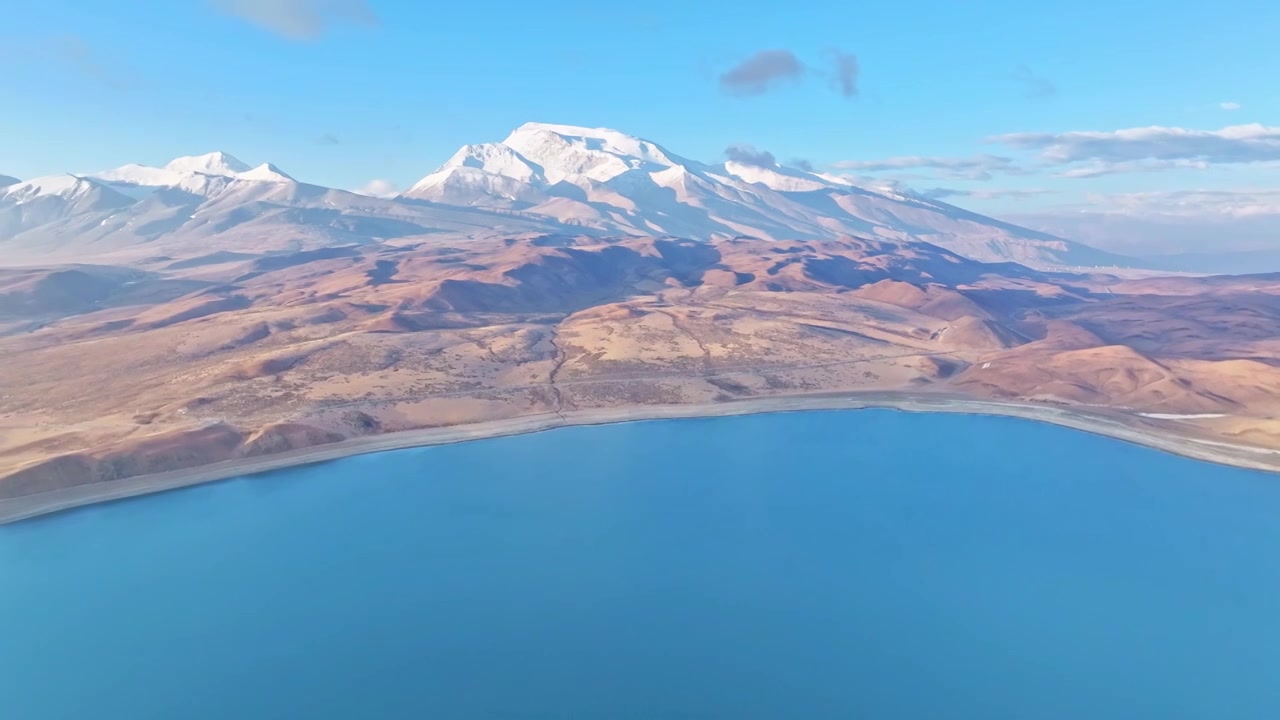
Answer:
[39,35,134,91]
[1220,101,1242,111]
[211,0,378,40]
[830,154,1025,181]
[719,50,805,96]
[824,49,859,98]
[1012,64,1056,99]
[719,48,859,99]
[789,158,815,172]
[1052,159,1218,178]
[1082,188,1280,218]
[988,124,1280,176]
[352,179,399,198]
[990,123,1280,164]
[724,144,777,167]
[317,133,341,145]
[820,123,1280,190]
[921,187,1056,201]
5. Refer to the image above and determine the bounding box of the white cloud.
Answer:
[211,0,377,40]
[1082,188,1280,218]
[1220,101,1242,111]
[921,187,1056,201]
[825,124,1280,183]
[829,154,1024,181]
[352,179,399,198]
[1052,158,1215,178]
[989,123,1280,169]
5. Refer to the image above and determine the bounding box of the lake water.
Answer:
[2,409,1279,719]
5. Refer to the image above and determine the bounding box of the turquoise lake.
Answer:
[2,409,1279,719]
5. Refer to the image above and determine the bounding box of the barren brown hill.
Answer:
[2,234,1278,503]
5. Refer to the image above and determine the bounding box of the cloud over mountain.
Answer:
[352,179,399,198]
[724,144,777,167]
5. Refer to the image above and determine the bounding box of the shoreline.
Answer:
[2,392,1278,526]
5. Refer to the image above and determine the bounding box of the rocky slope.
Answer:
[1,234,1274,498]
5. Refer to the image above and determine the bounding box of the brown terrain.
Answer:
[3,234,1280,513]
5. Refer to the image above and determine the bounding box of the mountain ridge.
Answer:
[1,124,1130,270]
[402,122,1124,268]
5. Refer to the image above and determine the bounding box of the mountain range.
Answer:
[1,123,1126,270]
[5,124,1280,511]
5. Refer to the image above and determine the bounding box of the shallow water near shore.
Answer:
[2,409,1279,719]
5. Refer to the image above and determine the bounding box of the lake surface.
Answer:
[3,410,1279,719]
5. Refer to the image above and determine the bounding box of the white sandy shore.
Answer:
[1,392,1277,526]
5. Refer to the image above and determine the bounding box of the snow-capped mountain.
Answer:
[0,175,136,238]
[1,126,1129,269]
[0,153,303,245]
[0,175,18,188]
[404,122,1119,268]
[0,151,580,263]
[90,152,292,199]
[163,151,250,176]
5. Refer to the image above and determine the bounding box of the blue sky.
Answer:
[2,0,1277,221]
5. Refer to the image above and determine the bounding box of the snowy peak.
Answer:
[164,151,250,176]
[0,173,135,234]
[404,141,550,204]
[2,174,79,200]
[437,144,545,183]
[398,121,1118,268]
[93,163,188,188]
[2,174,120,202]
[405,122,702,203]
[237,163,294,183]
[88,154,295,200]
[721,161,836,192]
[500,122,690,183]
[504,123,682,165]
[0,174,18,188]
